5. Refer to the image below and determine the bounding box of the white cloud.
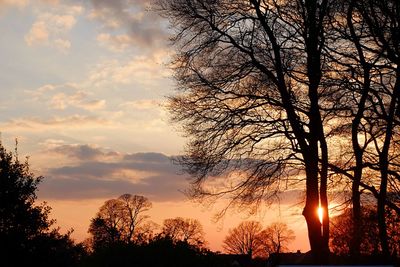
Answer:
[24,4,83,52]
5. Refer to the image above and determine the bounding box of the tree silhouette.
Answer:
[157,0,334,261]
[88,194,152,248]
[223,221,295,259]
[256,222,295,257]
[0,143,83,266]
[324,0,400,257]
[161,217,205,247]
[223,221,262,258]
[157,0,400,261]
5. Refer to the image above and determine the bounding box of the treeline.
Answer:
[82,193,295,266]
[0,143,287,267]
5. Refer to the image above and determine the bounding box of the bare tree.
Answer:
[88,194,152,247]
[325,0,400,257]
[223,221,262,258]
[89,199,124,247]
[256,222,295,257]
[157,0,332,262]
[223,221,295,258]
[118,194,152,243]
[161,217,205,247]
[354,1,400,256]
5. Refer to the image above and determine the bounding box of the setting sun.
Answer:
[317,206,323,224]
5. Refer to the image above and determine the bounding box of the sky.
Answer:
[0,0,310,252]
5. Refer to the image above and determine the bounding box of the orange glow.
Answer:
[317,206,323,224]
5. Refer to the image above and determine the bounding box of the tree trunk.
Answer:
[346,2,371,258]
[303,155,329,264]
[301,0,330,263]
[378,68,400,257]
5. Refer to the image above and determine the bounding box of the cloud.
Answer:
[96,33,133,52]
[48,144,107,160]
[25,20,49,45]
[119,99,159,110]
[86,54,172,89]
[53,38,71,50]
[49,91,106,111]
[24,4,83,52]
[88,0,168,52]
[37,147,187,201]
[0,0,29,10]
[0,115,111,131]
[35,143,308,205]
[28,83,106,111]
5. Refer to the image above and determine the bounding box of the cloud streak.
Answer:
[0,115,112,131]
[38,145,188,201]
[37,144,309,207]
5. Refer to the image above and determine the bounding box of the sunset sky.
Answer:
[0,0,310,252]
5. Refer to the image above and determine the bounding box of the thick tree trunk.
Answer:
[303,201,325,263]
[303,0,329,264]
[303,154,329,264]
[301,0,330,263]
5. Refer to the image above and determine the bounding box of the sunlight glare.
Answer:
[317,206,323,224]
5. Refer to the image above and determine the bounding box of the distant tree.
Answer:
[0,143,83,266]
[118,194,152,243]
[223,221,295,259]
[88,194,152,248]
[255,222,295,258]
[134,221,159,245]
[223,221,262,258]
[161,217,205,247]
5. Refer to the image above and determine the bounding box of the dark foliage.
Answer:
[79,236,233,267]
[0,143,84,267]
[330,206,400,262]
